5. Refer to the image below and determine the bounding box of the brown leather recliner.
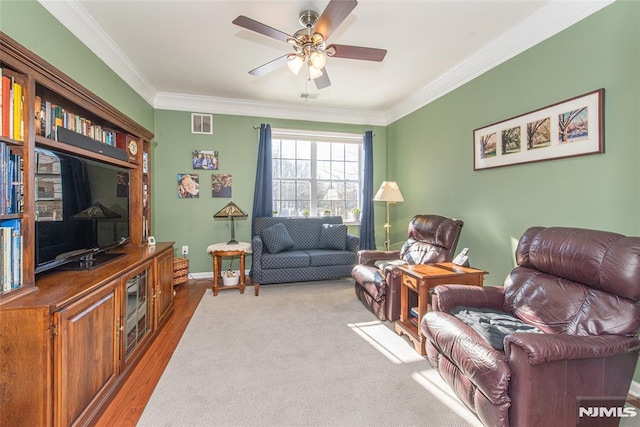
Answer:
[422,226,640,427]
[351,214,463,321]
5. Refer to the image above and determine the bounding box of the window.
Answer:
[272,129,362,219]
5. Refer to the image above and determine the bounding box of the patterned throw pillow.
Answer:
[319,224,347,250]
[261,223,295,253]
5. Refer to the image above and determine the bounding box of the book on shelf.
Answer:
[0,142,24,215]
[1,73,10,138]
[0,219,22,290]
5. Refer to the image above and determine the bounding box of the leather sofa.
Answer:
[351,214,463,321]
[422,226,640,427]
[251,216,359,285]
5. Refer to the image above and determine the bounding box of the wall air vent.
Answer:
[299,92,319,100]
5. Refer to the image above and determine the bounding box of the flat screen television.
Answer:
[34,147,130,274]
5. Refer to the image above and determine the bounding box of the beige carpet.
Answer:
[138,279,483,427]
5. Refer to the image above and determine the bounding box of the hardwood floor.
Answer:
[96,277,639,426]
[95,278,209,427]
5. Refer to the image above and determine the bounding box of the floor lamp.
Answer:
[373,181,404,251]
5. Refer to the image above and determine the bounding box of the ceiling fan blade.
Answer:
[249,55,289,76]
[233,15,292,44]
[314,69,331,90]
[328,44,387,62]
[314,0,358,41]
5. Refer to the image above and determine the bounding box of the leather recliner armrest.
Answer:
[431,284,505,313]
[504,333,640,365]
[357,250,401,266]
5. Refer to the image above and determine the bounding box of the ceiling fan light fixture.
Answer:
[310,51,327,69]
[308,64,323,80]
[287,54,304,75]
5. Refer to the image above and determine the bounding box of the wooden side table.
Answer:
[395,262,487,355]
[206,242,259,296]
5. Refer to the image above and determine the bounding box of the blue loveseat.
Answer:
[251,216,359,285]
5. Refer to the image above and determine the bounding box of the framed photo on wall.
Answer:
[178,173,200,198]
[473,89,604,170]
[192,150,219,170]
[212,174,232,198]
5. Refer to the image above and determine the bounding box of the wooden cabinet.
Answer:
[154,249,174,328]
[53,280,119,427]
[0,243,174,427]
[0,32,173,427]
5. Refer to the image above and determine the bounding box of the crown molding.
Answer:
[37,0,157,105]
[384,0,615,124]
[154,92,388,126]
[39,0,614,126]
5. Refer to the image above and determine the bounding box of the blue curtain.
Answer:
[360,131,376,249]
[251,124,272,238]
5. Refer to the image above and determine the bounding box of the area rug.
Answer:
[137,279,483,427]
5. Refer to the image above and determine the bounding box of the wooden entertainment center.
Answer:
[0,32,174,426]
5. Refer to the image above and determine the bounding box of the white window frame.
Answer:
[271,128,363,222]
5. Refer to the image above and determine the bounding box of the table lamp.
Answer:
[325,188,340,215]
[214,201,248,244]
[373,181,404,251]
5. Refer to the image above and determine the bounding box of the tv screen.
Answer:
[35,147,130,273]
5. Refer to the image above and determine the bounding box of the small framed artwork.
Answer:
[192,150,219,170]
[212,174,232,198]
[178,173,200,198]
[191,113,213,134]
[473,89,604,170]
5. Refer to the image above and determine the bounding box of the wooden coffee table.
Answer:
[395,262,487,355]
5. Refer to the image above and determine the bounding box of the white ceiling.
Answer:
[39,0,613,126]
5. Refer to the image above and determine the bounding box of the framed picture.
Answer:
[192,150,219,170]
[473,89,604,170]
[178,173,200,198]
[191,113,213,134]
[212,174,232,198]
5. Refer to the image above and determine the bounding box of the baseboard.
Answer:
[630,380,640,399]
[188,270,250,280]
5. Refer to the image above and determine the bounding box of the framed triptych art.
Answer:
[473,89,604,171]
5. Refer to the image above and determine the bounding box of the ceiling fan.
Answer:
[232,0,387,90]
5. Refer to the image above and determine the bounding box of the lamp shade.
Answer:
[308,64,323,80]
[325,188,340,201]
[373,181,404,203]
[214,201,248,218]
[287,54,304,75]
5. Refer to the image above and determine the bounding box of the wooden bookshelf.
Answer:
[0,31,169,427]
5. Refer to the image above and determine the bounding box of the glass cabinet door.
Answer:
[124,269,149,357]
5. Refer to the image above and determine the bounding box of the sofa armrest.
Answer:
[251,235,264,272]
[431,284,505,313]
[357,250,401,266]
[505,333,640,365]
[346,234,360,252]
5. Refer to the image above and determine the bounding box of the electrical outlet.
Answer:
[181,245,189,255]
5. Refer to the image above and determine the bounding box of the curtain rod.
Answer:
[253,125,375,136]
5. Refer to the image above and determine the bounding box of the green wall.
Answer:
[388,0,639,281]
[387,0,640,382]
[151,111,387,272]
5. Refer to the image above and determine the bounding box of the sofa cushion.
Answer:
[261,223,295,253]
[306,249,357,267]
[261,250,310,269]
[319,224,347,250]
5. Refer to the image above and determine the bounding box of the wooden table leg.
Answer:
[213,254,220,296]
[239,252,245,294]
